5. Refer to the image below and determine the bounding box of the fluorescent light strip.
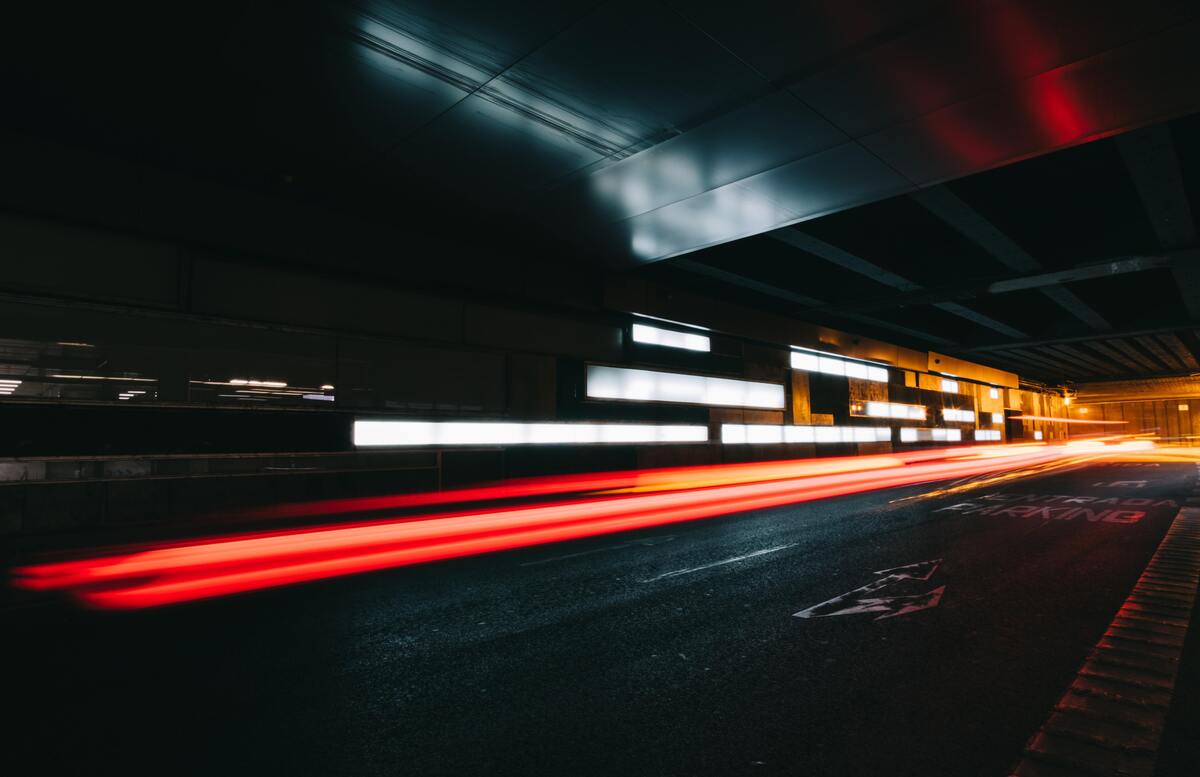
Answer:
[229,379,288,388]
[586,365,784,409]
[899,428,963,443]
[942,408,976,423]
[975,429,1001,441]
[631,323,711,352]
[790,349,888,383]
[632,313,711,331]
[51,374,156,382]
[861,401,926,420]
[721,424,891,444]
[354,421,709,447]
[991,412,1004,425]
[303,394,336,402]
[940,379,959,393]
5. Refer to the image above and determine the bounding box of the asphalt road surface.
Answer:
[6,458,1198,776]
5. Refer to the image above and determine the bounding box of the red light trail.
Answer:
[11,441,1152,609]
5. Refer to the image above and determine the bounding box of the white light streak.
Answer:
[586,365,784,409]
[354,421,709,447]
[899,428,962,443]
[790,349,888,383]
[51,374,156,382]
[863,401,926,420]
[631,323,711,352]
[721,424,891,444]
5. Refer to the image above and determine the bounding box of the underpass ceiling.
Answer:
[1,2,1199,384]
[654,109,1200,385]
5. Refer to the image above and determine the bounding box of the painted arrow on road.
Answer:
[793,559,945,621]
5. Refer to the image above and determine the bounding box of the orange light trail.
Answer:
[1009,415,1127,424]
[11,440,1152,609]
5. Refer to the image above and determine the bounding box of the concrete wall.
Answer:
[0,209,1059,473]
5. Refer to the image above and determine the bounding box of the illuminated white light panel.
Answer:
[0,379,20,395]
[942,408,976,423]
[790,350,888,383]
[721,424,891,444]
[975,429,1001,441]
[631,323,710,352]
[863,401,926,420]
[51,374,156,382]
[1034,430,1044,440]
[586,365,784,409]
[940,379,959,393]
[899,428,962,443]
[992,412,1004,425]
[354,421,708,447]
[989,387,1001,399]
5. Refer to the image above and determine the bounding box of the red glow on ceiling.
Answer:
[11,440,1151,609]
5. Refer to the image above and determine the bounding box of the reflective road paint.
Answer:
[642,544,797,583]
[793,559,945,620]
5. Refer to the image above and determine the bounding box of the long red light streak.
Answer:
[11,441,1151,609]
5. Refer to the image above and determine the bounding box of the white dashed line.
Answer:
[641,544,797,583]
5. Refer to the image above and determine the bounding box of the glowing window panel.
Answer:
[942,408,976,423]
[992,412,1004,425]
[790,351,819,372]
[817,356,845,376]
[843,361,869,380]
[790,349,889,383]
[355,421,708,447]
[1179,404,1189,412]
[974,429,1001,441]
[861,401,926,420]
[940,379,959,393]
[1034,430,1044,440]
[586,365,784,409]
[989,387,1001,399]
[899,428,962,443]
[721,424,890,444]
[630,323,710,352]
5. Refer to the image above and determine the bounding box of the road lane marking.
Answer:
[1010,507,1200,777]
[519,535,676,567]
[793,559,945,620]
[640,544,796,582]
